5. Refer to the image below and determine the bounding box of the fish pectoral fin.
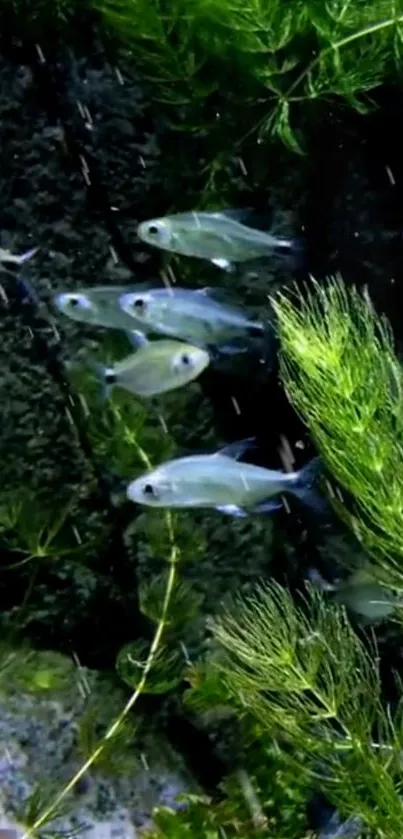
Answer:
[126,329,148,349]
[211,258,233,272]
[217,437,257,461]
[251,499,282,513]
[216,504,247,517]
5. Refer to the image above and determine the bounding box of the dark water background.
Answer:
[1,14,403,805]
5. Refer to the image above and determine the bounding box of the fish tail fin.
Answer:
[125,329,148,350]
[291,456,328,514]
[14,246,39,264]
[0,246,39,265]
[275,235,305,268]
[87,361,115,402]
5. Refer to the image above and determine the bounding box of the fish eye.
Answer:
[173,351,195,373]
[132,297,146,311]
[68,294,91,310]
[148,224,159,235]
[143,483,158,498]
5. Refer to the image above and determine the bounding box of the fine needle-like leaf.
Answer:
[272,275,403,590]
[209,580,403,837]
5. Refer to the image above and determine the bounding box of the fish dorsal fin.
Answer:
[215,208,254,223]
[216,437,257,461]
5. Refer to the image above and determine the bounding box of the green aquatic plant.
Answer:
[77,702,138,777]
[16,389,185,839]
[0,645,77,697]
[145,780,310,839]
[0,491,86,570]
[95,0,403,149]
[208,580,403,838]
[117,638,184,694]
[272,275,403,589]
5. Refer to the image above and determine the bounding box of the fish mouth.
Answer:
[54,292,68,309]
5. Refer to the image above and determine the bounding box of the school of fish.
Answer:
[51,209,322,519]
[2,212,318,522]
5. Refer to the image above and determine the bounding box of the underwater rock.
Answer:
[0,649,191,838]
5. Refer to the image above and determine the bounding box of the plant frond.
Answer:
[116,638,184,694]
[140,573,204,629]
[94,0,403,150]
[209,580,403,837]
[210,580,379,741]
[272,276,403,588]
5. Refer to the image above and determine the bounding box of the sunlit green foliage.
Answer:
[145,731,314,839]
[145,787,309,839]
[116,638,184,693]
[272,276,403,589]
[77,701,138,776]
[140,573,203,629]
[14,378,188,837]
[0,490,88,569]
[0,645,77,696]
[208,580,403,838]
[95,0,403,149]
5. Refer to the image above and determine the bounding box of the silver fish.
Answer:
[54,286,141,331]
[127,439,321,516]
[92,338,209,398]
[119,286,263,349]
[137,210,297,270]
[308,567,396,623]
[334,569,396,622]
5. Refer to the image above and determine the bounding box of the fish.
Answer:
[307,567,397,623]
[90,337,209,399]
[137,209,299,270]
[54,286,141,331]
[126,439,322,516]
[54,285,148,348]
[118,286,264,351]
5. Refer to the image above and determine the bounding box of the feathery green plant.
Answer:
[0,490,86,570]
[95,0,403,150]
[209,580,403,838]
[272,275,403,589]
[16,386,185,838]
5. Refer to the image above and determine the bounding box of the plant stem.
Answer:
[20,420,180,839]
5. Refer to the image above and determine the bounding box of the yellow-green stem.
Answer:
[21,409,179,838]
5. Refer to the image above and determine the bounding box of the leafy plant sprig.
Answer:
[208,580,403,838]
[272,275,403,589]
[95,0,403,150]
